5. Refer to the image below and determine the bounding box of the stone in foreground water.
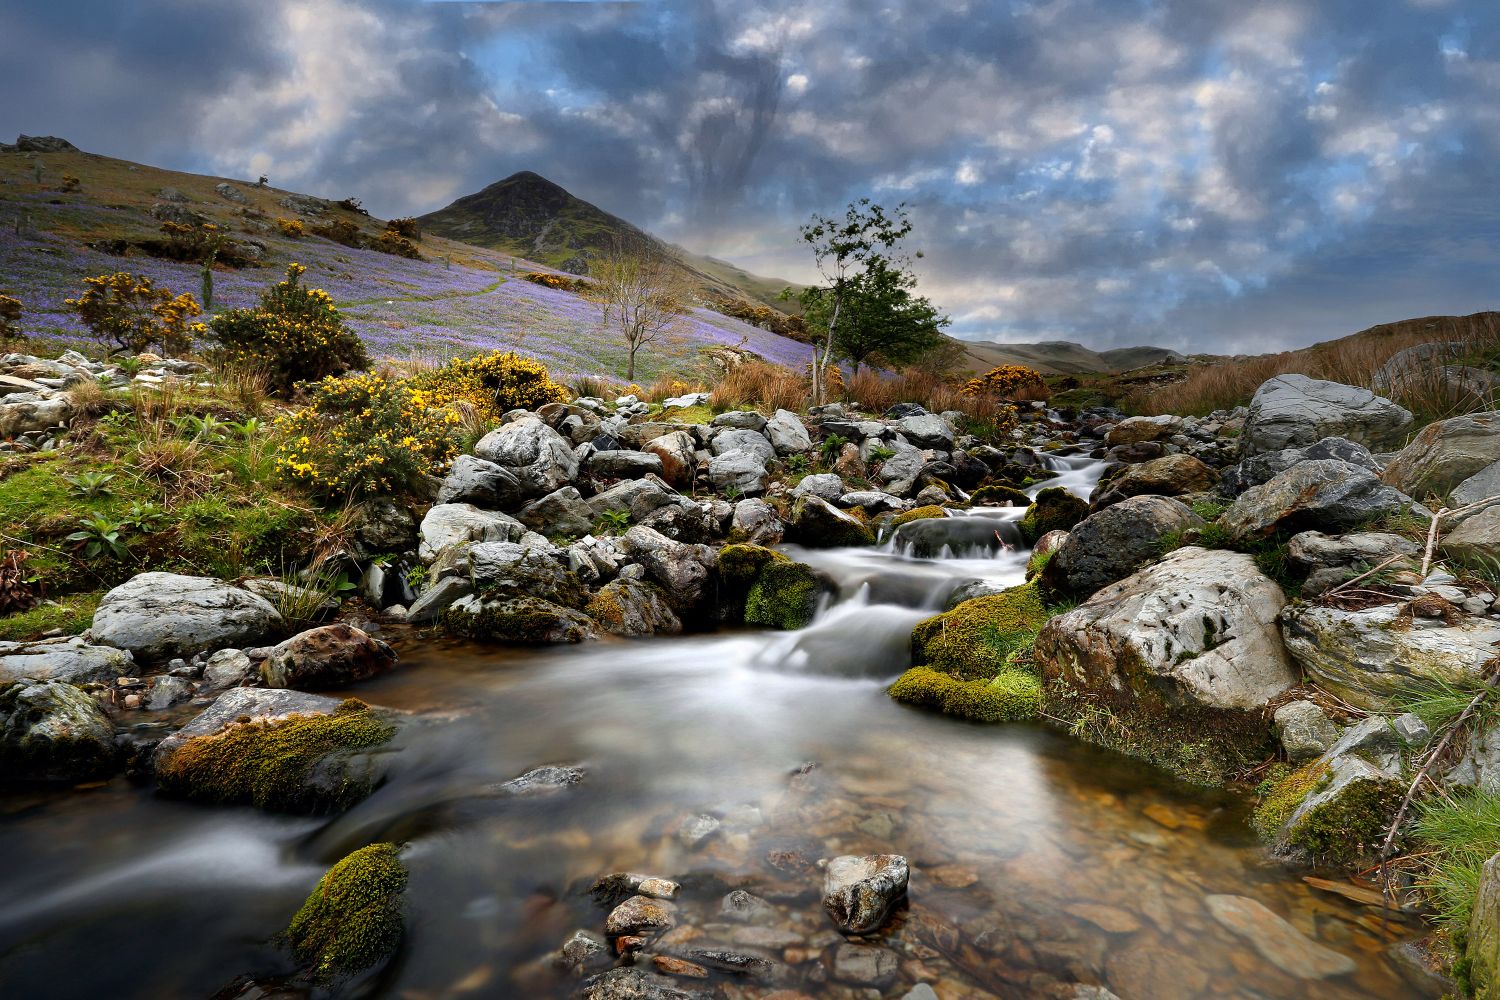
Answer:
[822,854,909,934]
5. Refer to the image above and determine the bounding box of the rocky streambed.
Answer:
[0,501,1441,999]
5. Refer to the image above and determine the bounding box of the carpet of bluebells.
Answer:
[0,205,815,381]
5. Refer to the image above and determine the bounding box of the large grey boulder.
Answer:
[586,449,663,481]
[1091,453,1216,509]
[765,408,812,454]
[896,413,955,450]
[1219,460,1406,541]
[0,636,135,684]
[1105,414,1187,446]
[1220,436,1380,496]
[518,486,596,538]
[1037,547,1295,713]
[1282,602,1500,709]
[435,454,524,509]
[790,473,844,503]
[711,410,767,432]
[823,854,909,934]
[91,573,282,663]
[443,594,597,645]
[0,393,72,436]
[466,541,585,606]
[1383,411,1500,499]
[473,415,579,499]
[1039,496,1204,597]
[621,526,717,608]
[589,477,689,523]
[1286,530,1421,596]
[418,503,528,562]
[710,427,775,463]
[0,680,117,781]
[1241,375,1411,456]
[708,449,768,496]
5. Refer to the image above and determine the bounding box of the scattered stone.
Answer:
[605,896,677,936]
[830,942,899,986]
[1274,700,1341,762]
[1205,894,1356,979]
[822,854,909,934]
[0,636,135,685]
[260,624,396,690]
[418,503,528,562]
[582,968,703,1000]
[679,813,721,847]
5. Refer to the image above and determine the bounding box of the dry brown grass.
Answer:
[1126,312,1500,421]
[642,374,708,404]
[711,361,809,412]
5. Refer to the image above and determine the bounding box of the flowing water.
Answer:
[0,457,1440,998]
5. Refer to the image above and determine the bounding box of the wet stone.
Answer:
[720,889,775,923]
[639,877,680,900]
[830,942,899,986]
[651,955,709,979]
[495,764,585,796]
[1205,894,1357,979]
[557,929,609,974]
[606,896,678,937]
[823,854,909,935]
[679,813,721,848]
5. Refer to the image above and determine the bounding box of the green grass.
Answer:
[1415,792,1500,937]
[0,591,103,641]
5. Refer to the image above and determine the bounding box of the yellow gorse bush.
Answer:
[276,218,306,238]
[964,365,1046,398]
[65,272,201,355]
[275,372,468,498]
[410,350,569,422]
[520,271,591,294]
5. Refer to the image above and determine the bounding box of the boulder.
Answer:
[896,413,955,450]
[92,573,282,663]
[585,579,682,637]
[518,486,596,538]
[1019,487,1090,544]
[472,415,579,499]
[790,473,844,503]
[711,410,767,432]
[1241,375,1411,455]
[708,449,768,496]
[443,595,597,644]
[1039,496,1204,598]
[1221,436,1380,496]
[710,428,775,463]
[1105,415,1186,446]
[1273,700,1341,763]
[730,499,783,545]
[869,440,925,494]
[0,679,117,781]
[589,477,687,523]
[1445,506,1500,561]
[822,854,909,934]
[586,450,664,480]
[1091,454,1216,509]
[1219,460,1405,541]
[201,648,255,691]
[621,526,717,608]
[435,454,525,508]
[840,490,904,513]
[261,624,397,690]
[1454,461,1500,508]
[0,636,135,685]
[466,541,586,606]
[765,408,812,454]
[1281,602,1500,709]
[744,560,829,630]
[1466,852,1500,1000]
[788,496,875,548]
[1264,751,1403,868]
[405,576,472,624]
[1286,530,1421,596]
[348,498,418,557]
[418,503,528,562]
[1382,411,1500,499]
[1037,547,1294,714]
[642,431,698,489]
[0,392,72,436]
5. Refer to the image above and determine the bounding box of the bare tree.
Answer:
[590,237,688,383]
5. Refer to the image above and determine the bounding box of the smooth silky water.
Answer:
[0,457,1438,998]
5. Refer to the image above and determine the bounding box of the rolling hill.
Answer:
[418,171,801,311]
[956,339,1185,375]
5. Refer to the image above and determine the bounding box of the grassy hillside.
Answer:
[956,339,1184,375]
[418,170,803,312]
[0,147,816,383]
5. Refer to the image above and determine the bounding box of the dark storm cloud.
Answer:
[0,0,1495,350]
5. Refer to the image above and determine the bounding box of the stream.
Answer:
[0,457,1439,998]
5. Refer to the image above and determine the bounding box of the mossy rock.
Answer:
[910,581,1051,680]
[790,496,876,548]
[1283,761,1404,867]
[1019,487,1088,544]
[972,484,1031,507]
[284,843,407,981]
[744,560,827,630]
[441,595,596,644]
[155,699,395,813]
[890,505,948,528]
[1251,760,1329,839]
[718,543,789,589]
[888,666,1041,722]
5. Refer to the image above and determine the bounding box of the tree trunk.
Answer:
[815,294,842,406]
[627,346,636,384]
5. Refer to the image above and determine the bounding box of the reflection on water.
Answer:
[0,461,1442,998]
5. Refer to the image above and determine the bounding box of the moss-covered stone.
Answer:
[890,505,948,528]
[1286,767,1404,867]
[888,666,1041,722]
[156,699,394,813]
[1252,761,1329,839]
[910,581,1051,680]
[971,484,1032,507]
[717,543,788,589]
[790,496,876,548]
[1019,487,1088,544]
[744,560,826,630]
[441,595,596,644]
[284,843,407,981]
[0,679,118,782]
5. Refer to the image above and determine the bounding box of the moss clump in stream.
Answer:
[910,582,1051,680]
[718,543,787,589]
[284,843,407,981]
[971,484,1032,507]
[1018,487,1087,544]
[156,699,394,813]
[889,666,1041,722]
[744,560,825,630]
[1288,773,1405,867]
[1251,761,1329,839]
[890,505,948,528]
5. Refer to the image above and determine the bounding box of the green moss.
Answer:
[718,543,788,589]
[0,591,103,641]
[1289,773,1404,867]
[442,596,592,644]
[890,505,948,528]
[888,666,1041,722]
[910,581,1051,680]
[744,560,824,630]
[1018,487,1088,544]
[971,484,1032,507]
[1252,760,1329,839]
[284,843,407,981]
[156,700,395,813]
[1024,547,1055,581]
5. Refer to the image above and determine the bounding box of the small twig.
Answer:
[1419,492,1500,577]
[1325,555,1403,597]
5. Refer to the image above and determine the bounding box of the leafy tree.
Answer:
[589,236,687,383]
[793,258,947,373]
[792,199,919,403]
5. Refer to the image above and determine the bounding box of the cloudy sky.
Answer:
[2,0,1497,351]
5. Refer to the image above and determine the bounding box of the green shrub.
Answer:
[209,263,370,394]
[284,843,407,980]
[275,372,468,499]
[910,581,1051,680]
[1018,487,1088,544]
